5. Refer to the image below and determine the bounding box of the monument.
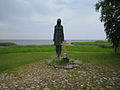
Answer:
[53,18,69,62]
[52,18,81,69]
[53,18,64,58]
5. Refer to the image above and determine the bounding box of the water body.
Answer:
[0,40,97,45]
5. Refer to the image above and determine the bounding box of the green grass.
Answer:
[0,45,54,54]
[71,40,112,46]
[67,45,113,52]
[0,41,119,73]
[0,42,16,46]
[71,41,113,48]
[68,52,120,67]
[0,52,54,73]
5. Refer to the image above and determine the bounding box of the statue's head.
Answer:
[57,18,61,25]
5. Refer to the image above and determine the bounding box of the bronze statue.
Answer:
[53,18,64,57]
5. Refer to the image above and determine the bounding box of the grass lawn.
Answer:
[0,45,54,54]
[0,52,54,73]
[71,40,112,46]
[0,42,17,46]
[0,41,120,73]
[68,52,120,67]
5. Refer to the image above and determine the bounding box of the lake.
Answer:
[0,40,97,45]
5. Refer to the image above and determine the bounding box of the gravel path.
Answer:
[0,59,120,90]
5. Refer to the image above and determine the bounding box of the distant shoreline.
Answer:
[0,39,105,45]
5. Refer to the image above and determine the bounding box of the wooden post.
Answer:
[62,41,69,62]
[62,40,67,54]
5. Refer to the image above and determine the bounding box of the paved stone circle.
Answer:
[0,59,120,89]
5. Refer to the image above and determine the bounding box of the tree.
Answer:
[95,0,120,53]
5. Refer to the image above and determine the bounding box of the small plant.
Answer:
[72,60,83,65]
[48,59,62,65]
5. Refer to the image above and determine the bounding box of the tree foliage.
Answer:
[95,0,120,53]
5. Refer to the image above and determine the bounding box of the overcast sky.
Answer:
[0,0,106,40]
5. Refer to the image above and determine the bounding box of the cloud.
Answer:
[0,0,105,40]
[0,22,9,27]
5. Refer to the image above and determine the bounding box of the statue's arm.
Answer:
[62,26,64,41]
[53,26,56,41]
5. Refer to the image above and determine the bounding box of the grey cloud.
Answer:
[0,0,105,40]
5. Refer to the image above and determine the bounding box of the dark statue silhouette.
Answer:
[53,18,64,57]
